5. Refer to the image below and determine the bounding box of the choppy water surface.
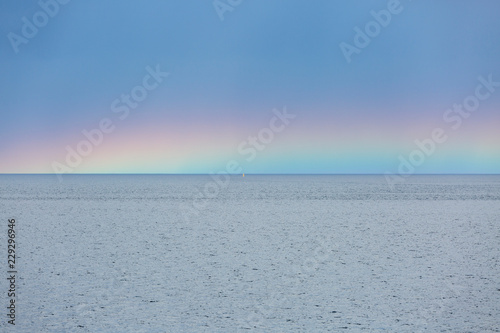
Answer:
[0,175,499,332]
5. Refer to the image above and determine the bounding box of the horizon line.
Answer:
[1,173,499,176]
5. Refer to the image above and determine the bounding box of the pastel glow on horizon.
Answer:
[2,104,500,174]
[1,1,499,174]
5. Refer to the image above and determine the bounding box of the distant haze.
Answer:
[1,1,499,174]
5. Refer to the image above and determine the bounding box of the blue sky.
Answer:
[1,0,499,174]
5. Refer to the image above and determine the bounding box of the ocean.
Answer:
[0,175,499,332]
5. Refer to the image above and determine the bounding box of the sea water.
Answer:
[0,175,499,332]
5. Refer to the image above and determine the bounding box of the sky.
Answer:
[1,0,499,175]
